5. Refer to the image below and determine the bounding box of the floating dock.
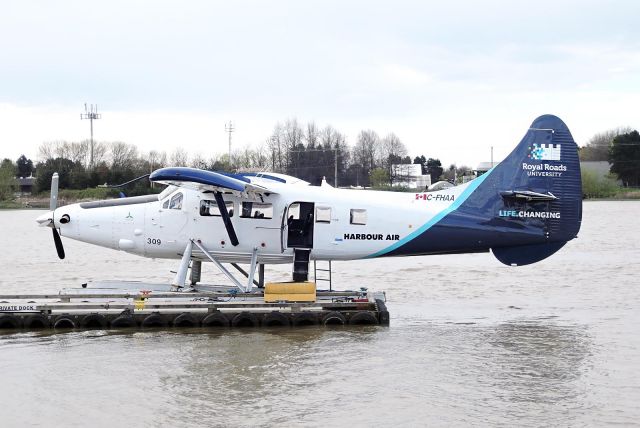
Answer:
[0,281,389,331]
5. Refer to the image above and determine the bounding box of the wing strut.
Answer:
[214,191,239,246]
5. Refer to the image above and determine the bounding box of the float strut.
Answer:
[191,240,247,292]
[172,240,193,290]
[246,247,258,293]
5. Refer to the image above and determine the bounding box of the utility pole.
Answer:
[334,146,338,187]
[225,121,235,169]
[80,103,101,170]
[491,146,494,168]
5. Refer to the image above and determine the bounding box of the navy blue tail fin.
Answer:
[486,114,582,265]
[369,115,581,265]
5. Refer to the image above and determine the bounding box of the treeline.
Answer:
[2,119,449,196]
[579,127,640,187]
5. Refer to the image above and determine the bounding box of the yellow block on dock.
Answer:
[264,282,316,302]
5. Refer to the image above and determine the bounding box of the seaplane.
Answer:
[36,115,582,293]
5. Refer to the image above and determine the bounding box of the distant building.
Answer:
[17,177,34,195]
[391,164,431,189]
[475,161,498,176]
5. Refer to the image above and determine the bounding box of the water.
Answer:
[0,201,638,427]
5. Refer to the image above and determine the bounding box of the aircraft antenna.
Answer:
[80,103,102,170]
[225,121,235,169]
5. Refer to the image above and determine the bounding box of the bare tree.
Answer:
[354,130,380,171]
[580,127,633,161]
[190,152,209,169]
[37,141,57,161]
[169,148,189,166]
[268,123,285,172]
[250,143,269,169]
[305,122,320,148]
[68,141,89,166]
[148,150,167,171]
[110,142,138,170]
[92,142,108,166]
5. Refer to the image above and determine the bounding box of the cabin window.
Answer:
[200,200,234,217]
[350,209,367,225]
[241,202,273,219]
[169,192,183,210]
[162,199,169,209]
[316,206,331,223]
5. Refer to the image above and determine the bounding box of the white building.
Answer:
[391,164,431,189]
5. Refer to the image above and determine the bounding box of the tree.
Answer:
[609,130,640,187]
[369,168,389,188]
[580,127,632,161]
[34,158,77,192]
[168,147,188,167]
[413,155,427,174]
[0,159,17,200]
[16,155,34,177]
[425,158,443,183]
[352,130,380,186]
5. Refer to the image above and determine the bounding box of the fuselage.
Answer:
[51,179,473,264]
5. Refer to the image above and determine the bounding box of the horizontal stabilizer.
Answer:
[500,190,558,202]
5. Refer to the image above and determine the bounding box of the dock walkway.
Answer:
[0,281,389,330]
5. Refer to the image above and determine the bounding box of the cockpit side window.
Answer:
[240,202,273,219]
[200,200,234,217]
[162,199,169,209]
[169,192,183,210]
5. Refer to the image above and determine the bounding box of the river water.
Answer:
[0,201,638,427]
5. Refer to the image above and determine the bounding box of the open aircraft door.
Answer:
[282,202,314,251]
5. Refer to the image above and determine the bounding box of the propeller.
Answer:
[37,173,65,259]
[52,227,65,259]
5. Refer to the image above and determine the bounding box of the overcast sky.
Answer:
[1,0,639,167]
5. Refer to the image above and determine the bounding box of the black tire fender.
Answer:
[53,315,77,329]
[292,312,318,327]
[0,314,22,329]
[80,313,108,329]
[263,311,290,327]
[202,312,230,327]
[141,312,168,328]
[348,311,379,325]
[231,312,259,327]
[173,313,199,327]
[322,311,346,326]
[23,314,50,329]
[111,314,136,328]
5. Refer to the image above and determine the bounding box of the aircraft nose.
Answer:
[36,211,54,227]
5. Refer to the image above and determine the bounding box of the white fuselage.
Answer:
[52,180,472,264]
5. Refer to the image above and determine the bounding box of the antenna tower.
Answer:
[80,103,102,170]
[225,121,235,168]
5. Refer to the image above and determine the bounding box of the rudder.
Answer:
[489,114,582,265]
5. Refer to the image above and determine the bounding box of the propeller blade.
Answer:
[52,228,65,259]
[50,172,59,211]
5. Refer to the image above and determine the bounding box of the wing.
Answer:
[149,167,277,196]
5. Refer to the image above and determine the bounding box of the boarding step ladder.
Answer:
[292,249,311,282]
[313,260,333,291]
